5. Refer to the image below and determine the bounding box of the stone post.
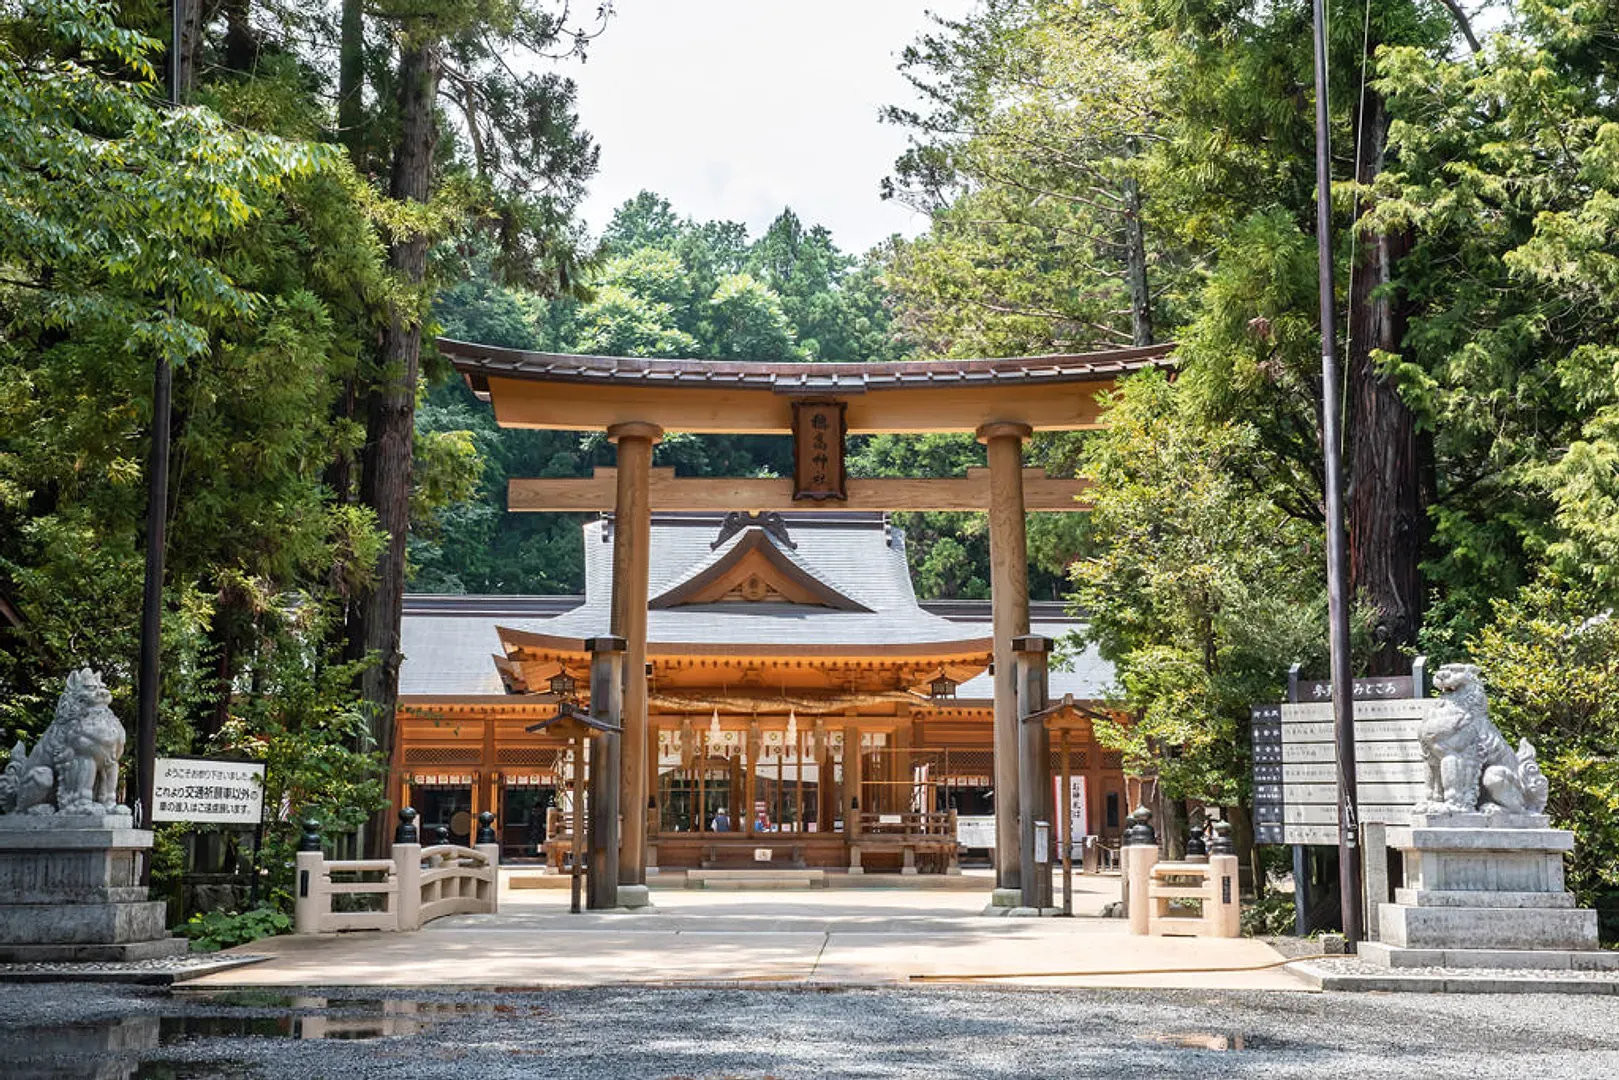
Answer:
[1123,806,1157,937]
[608,421,661,889]
[978,421,1032,896]
[293,820,324,936]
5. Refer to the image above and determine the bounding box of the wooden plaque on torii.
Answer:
[791,400,847,502]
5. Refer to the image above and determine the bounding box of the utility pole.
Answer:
[1310,0,1363,946]
[135,3,183,860]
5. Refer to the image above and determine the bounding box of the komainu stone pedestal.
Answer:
[0,813,188,962]
[1363,811,1614,970]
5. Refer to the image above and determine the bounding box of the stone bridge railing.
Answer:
[293,810,500,934]
[1122,809,1240,938]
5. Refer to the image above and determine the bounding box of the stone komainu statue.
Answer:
[0,668,126,815]
[1417,662,1549,815]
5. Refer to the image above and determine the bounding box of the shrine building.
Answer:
[393,511,1128,870]
[389,339,1172,899]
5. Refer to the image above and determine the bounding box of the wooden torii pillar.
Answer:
[607,422,661,900]
[979,421,1032,897]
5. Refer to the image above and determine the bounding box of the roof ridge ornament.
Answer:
[713,511,795,550]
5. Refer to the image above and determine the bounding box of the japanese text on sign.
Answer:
[152,758,265,825]
[791,399,847,501]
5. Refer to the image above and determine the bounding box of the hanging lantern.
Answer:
[786,707,798,749]
[929,671,958,700]
[548,670,578,698]
[709,707,722,748]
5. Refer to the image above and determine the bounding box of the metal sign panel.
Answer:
[152,757,265,825]
[1251,697,1430,846]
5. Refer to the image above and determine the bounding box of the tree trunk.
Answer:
[338,0,367,170]
[176,0,204,97]
[1157,790,1188,860]
[222,0,259,74]
[1346,90,1424,675]
[1229,802,1259,899]
[349,37,442,854]
[1122,177,1153,346]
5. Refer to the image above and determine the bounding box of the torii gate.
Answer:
[443,339,1174,904]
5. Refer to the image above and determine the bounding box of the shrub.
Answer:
[177,905,292,952]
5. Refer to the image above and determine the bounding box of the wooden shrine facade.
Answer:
[391,518,1130,872]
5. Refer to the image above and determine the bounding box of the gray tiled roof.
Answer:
[441,340,1175,395]
[952,622,1116,704]
[531,516,987,647]
[398,515,1116,700]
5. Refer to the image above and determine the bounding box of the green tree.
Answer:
[1072,373,1327,865]
[1471,584,1619,917]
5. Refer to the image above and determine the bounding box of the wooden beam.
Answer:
[508,466,1092,513]
[485,376,1114,434]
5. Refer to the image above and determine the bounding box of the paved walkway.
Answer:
[197,874,1310,992]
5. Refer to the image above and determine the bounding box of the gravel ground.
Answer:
[4,981,1619,1078]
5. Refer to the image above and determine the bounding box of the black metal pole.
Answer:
[136,1,182,859]
[1310,0,1363,947]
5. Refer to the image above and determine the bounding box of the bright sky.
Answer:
[568,1,978,256]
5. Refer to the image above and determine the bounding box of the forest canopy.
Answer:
[4,0,1619,912]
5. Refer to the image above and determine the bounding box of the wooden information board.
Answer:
[1252,697,1429,846]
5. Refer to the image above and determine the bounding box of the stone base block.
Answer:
[1379,902,1598,951]
[616,884,654,909]
[1394,886,1576,909]
[0,937,189,963]
[1409,811,1550,830]
[0,900,170,946]
[989,887,1021,908]
[1359,940,1619,971]
[1392,825,1575,853]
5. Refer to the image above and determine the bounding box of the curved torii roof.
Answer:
[440,338,1175,434]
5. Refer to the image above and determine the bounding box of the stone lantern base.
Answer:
[0,812,188,962]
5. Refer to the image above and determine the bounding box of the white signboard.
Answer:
[1054,774,1088,855]
[1253,698,1428,846]
[152,757,265,825]
[956,814,996,849]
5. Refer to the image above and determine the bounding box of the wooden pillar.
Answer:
[607,421,661,887]
[978,420,1032,892]
[895,708,913,813]
[1015,634,1053,910]
[1060,728,1073,915]
[586,635,624,911]
[696,729,707,834]
[842,725,861,837]
[743,720,759,836]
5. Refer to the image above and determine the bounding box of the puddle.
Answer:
[0,995,520,1078]
[160,1013,433,1040]
[1148,1031,1250,1051]
[133,1062,257,1080]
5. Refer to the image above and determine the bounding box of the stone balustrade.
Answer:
[1122,809,1241,939]
[292,810,500,935]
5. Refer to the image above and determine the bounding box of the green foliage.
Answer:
[1241,888,1298,939]
[1470,583,1619,908]
[416,192,918,594]
[1072,373,1327,803]
[178,905,293,953]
